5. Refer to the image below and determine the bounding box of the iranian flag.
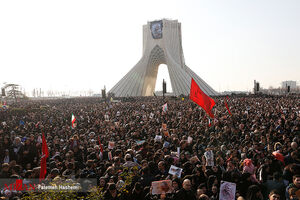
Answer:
[162,103,168,113]
[98,136,104,159]
[71,113,76,128]
[224,96,232,115]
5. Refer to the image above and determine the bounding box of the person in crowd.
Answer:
[263,172,285,199]
[104,183,119,200]
[210,184,219,200]
[246,185,264,200]
[268,190,281,200]
[174,179,196,200]
[286,174,300,200]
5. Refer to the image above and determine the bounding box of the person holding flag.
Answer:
[71,113,76,128]
[224,96,232,115]
[162,103,168,113]
[39,133,49,182]
[208,118,212,127]
[1,101,8,109]
[98,136,104,159]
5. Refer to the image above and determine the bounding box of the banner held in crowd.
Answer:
[108,141,115,150]
[219,181,236,200]
[154,135,162,142]
[168,165,183,178]
[151,180,173,195]
[177,147,180,158]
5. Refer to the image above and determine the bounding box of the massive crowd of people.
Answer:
[0,95,299,200]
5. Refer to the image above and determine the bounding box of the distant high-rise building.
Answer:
[281,81,297,89]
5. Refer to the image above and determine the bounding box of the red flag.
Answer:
[98,136,103,153]
[190,78,215,118]
[224,96,232,115]
[39,133,49,182]
[272,151,285,165]
[35,121,41,128]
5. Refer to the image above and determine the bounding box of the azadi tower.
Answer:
[109,19,218,97]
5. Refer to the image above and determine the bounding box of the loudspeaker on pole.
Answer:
[163,79,166,94]
[1,88,5,96]
[102,89,106,99]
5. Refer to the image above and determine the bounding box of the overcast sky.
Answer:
[0,0,299,96]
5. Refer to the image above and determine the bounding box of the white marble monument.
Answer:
[109,19,218,97]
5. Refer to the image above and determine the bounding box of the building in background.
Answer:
[281,81,297,90]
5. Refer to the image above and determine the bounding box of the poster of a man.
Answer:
[151,20,163,39]
[151,180,172,195]
[169,165,183,178]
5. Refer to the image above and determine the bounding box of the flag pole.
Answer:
[162,79,165,98]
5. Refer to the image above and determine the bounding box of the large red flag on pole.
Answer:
[190,78,215,118]
[39,133,49,182]
[224,96,232,115]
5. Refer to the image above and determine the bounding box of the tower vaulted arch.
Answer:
[109,19,218,97]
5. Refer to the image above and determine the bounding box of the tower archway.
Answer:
[109,19,218,97]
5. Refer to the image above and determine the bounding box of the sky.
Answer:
[0,0,299,96]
